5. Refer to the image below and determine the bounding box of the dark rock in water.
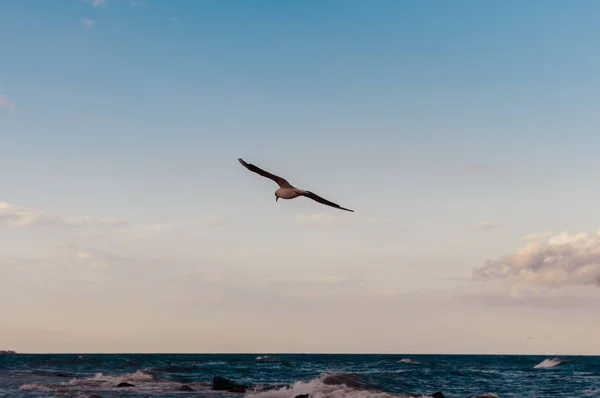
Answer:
[431,392,445,398]
[116,382,135,387]
[0,350,16,354]
[321,373,379,391]
[212,376,233,390]
[177,385,195,392]
[295,394,310,398]
[212,376,248,393]
[87,395,102,398]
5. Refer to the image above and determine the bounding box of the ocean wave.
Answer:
[398,359,420,365]
[247,373,439,398]
[256,355,285,363]
[31,369,75,378]
[66,369,157,385]
[534,358,563,369]
[18,369,209,395]
[19,384,56,393]
[584,388,600,396]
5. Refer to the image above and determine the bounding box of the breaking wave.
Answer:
[398,359,420,365]
[19,384,55,393]
[16,370,497,398]
[256,355,285,363]
[534,358,563,369]
[19,369,208,395]
[247,373,436,398]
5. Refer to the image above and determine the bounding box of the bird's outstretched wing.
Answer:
[301,191,354,212]
[238,158,292,188]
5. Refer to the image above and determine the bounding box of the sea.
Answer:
[1,354,599,398]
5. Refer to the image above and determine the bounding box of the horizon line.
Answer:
[3,352,598,356]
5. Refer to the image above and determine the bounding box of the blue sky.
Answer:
[2,0,600,354]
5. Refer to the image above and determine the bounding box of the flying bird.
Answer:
[238,158,354,212]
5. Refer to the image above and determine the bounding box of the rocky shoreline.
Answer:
[210,375,447,397]
[74,375,449,397]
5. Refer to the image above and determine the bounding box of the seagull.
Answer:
[238,158,354,212]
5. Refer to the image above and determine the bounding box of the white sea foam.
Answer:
[583,388,600,397]
[398,359,420,365]
[19,384,56,392]
[19,369,207,395]
[533,358,563,369]
[246,374,429,398]
[65,370,156,386]
[256,355,281,362]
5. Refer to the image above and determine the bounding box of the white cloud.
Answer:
[474,222,499,230]
[196,217,226,227]
[523,232,553,241]
[0,202,126,228]
[43,244,126,268]
[86,0,106,7]
[0,95,16,110]
[474,231,600,288]
[82,18,96,28]
[55,244,126,265]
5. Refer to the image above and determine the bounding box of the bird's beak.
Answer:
[275,196,278,202]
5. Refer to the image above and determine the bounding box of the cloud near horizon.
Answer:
[53,243,128,266]
[458,287,600,310]
[474,231,600,288]
[0,202,126,228]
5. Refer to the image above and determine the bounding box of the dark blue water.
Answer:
[1,354,599,397]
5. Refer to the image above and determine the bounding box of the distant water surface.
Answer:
[1,354,599,397]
